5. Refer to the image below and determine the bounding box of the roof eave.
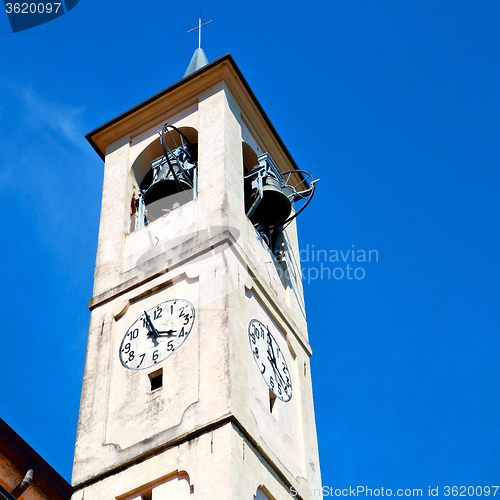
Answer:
[85,54,300,173]
[0,419,73,500]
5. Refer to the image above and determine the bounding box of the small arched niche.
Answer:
[130,126,198,230]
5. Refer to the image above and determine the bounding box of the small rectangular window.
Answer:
[269,390,277,413]
[149,368,163,391]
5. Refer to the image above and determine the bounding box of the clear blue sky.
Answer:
[1,0,499,491]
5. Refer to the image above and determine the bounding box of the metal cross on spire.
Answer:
[187,16,213,50]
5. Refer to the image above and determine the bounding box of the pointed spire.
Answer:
[184,17,213,77]
[184,47,209,77]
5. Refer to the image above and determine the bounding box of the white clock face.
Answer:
[249,319,292,402]
[119,299,195,371]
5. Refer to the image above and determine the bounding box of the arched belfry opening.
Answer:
[131,125,198,229]
[243,149,318,258]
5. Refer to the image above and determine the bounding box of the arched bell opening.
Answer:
[131,126,198,230]
[243,150,318,264]
[244,153,292,258]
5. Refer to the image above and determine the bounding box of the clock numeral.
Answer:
[179,306,191,326]
[269,376,274,390]
[123,343,131,354]
[253,347,259,358]
[277,383,282,396]
[129,328,139,339]
[152,350,159,362]
[137,353,146,368]
[154,307,162,320]
[261,363,266,374]
[166,340,174,352]
[250,332,256,344]
[128,351,135,362]
[178,327,186,338]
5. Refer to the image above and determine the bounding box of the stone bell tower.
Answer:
[72,51,322,500]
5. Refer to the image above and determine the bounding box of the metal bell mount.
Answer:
[137,124,198,223]
[244,153,318,229]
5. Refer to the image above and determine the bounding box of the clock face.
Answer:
[248,319,292,402]
[119,299,195,371]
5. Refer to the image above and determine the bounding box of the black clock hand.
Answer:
[267,353,286,387]
[156,329,176,337]
[266,329,277,365]
[144,310,159,338]
[266,333,286,387]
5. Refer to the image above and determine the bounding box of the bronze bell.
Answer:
[248,175,293,227]
[144,162,193,220]
[143,141,197,220]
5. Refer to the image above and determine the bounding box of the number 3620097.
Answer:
[5,3,62,14]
